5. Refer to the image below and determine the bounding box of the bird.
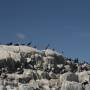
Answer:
[14,43,19,46]
[6,42,13,46]
[27,42,32,46]
[21,43,25,45]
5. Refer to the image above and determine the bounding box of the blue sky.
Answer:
[0,0,90,62]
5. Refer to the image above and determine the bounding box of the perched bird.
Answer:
[27,42,32,46]
[21,43,25,45]
[14,43,19,46]
[6,42,13,46]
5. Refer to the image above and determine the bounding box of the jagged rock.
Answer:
[0,45,90,90]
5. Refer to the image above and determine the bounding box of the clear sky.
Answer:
[0,0,90,62]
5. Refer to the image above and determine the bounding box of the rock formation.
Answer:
[0,45,89,90]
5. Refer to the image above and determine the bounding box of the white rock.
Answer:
[44,49,62,57]
[37,70,43,76]
[42,85,50,90]
[23,69,33,77]
[64,65,71,72]
[0,45,20,53]
[49,79,59,88]
[0,49,21,62]
[0,50,9,60]
[77,71,90,82]
[51,88,57,90]
[29,80,39,89]
[26,58,31,63]
[37,79,49,86]
[0,45,42,54]
[6,86,17,90]
[60,72,78,85]
[57,64,63,69]
[9,52,21,62]
[19,84,31,90]
[0,85,4,90]
[61,81,83,90]
[85,84,90,90]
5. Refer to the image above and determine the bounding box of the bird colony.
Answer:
[0,45,90,90]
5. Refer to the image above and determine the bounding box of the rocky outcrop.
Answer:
[0,45,89,90]
[61,81,84,90]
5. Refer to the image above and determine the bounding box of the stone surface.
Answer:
[61,81,84,90]
[0,45,89,90]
